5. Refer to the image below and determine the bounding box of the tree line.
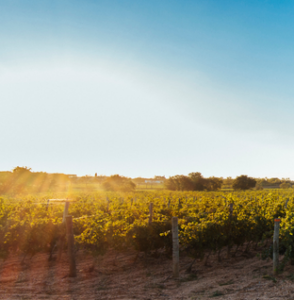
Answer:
[164,173,259,191]
[0,167,69,194]
[0,167,137,194]
[0,167,293,195]
[164,172,223,191]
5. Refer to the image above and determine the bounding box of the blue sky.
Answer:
[1,0,294,178]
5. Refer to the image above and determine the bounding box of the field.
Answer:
[0,189,294,299]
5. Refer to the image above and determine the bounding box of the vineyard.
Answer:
[0,189,294,272]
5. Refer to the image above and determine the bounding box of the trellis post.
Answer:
[62,202,70,223]
[273,218,281,275]
[149,203,153,225]
[172,217,179,278]
[66,216,76,277]
[285,198,289,209]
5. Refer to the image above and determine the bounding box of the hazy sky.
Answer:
[2,0,294,178]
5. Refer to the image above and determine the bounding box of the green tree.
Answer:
[280,182,291,189]
[165,173,223,191]
[232,175,256,190]
[188,172,206,191]
[255,184,263,190]
[205,177,223,191]
[80,175,92,186]
[164,175,193,191]
[102,175,136,192]
[11,166,33,194]
[164,177,177,190]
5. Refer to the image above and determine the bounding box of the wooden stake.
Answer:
[273,218,280,275]
[46,199,50,211]
[106,197,109,212]
[285,198,289,209]
[227,203,234,257]
[62,202,70,223]
[66,215,76,277]
[229,203,234,218]
[149,203,153,225]
[58,201,70,260]
[172,217,179,278]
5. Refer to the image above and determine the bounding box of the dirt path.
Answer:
[0,248,293,299]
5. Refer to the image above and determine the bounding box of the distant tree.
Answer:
[164,177,177,190]
[79,176,93,186]
[221,177,233,190]
[132,177,146,184]
[188,172,206,191]
[268,178,282,185]
[48,178,58,191]
[69,175,78,184]
[0,166,33,194]
[232,175,256,190]
[256,179,268,187]
[120,181,136,192]
[224,177,233,185]
[102,175,136,192]
[165,173,222,191]
[164,175,193,191]
[93,175,106,183]
[205,177,223,191]
[255,184,263,190]
[12,166,32,174]
[280,182,291,189]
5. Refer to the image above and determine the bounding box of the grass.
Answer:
[145,283,165,289]
[262,274,277,283]
[286,273,294,281]
[219,279,234,286]
[180,273,198,282]
[96,286,109,291]
[210,291,224,297]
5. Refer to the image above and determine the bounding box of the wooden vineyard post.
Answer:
[149,203,153,225]
[168,198,171,209]
[227,203,234,257]
[107,197,110,212]
[229,203,234,218]
[172,217,179,278]
[285,198,289,209]
[63,202,70,223]
[273,218,281,275]
[46,199,50,211]
[178,198,181,211]
[66,216,76,277]
[58,201,70,260]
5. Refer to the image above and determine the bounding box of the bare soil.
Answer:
[0,247,294,300]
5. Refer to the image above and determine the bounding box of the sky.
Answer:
[1,0,294,178]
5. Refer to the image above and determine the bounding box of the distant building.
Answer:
[145,180,164,184]
[68,174,77,178]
